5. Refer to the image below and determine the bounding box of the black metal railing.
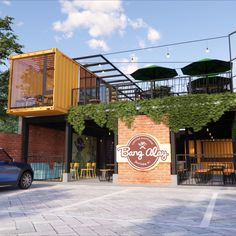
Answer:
[176,154,236,186]
[71,72,232,105]
[72,84,129,105]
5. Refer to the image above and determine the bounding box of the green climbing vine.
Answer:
[68,93,236,135]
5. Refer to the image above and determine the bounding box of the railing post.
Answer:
[188,76,192,94]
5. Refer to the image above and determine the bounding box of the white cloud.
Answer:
[54,35,62,43]
[53,0,127,37]
[128,18,147,29]
[2,0,11,6]
[119,54,139,75]
[87,39,110,52]
[64,31,73,39]
[53,0,161,48]
[138,40,146,49]
[147,27,160,43]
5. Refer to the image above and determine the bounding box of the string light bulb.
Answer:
[205,41,210,53]
[166,48,170,58]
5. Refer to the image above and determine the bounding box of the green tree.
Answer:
[0,16,23,132]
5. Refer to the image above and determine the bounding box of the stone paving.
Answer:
[0,182,236,235]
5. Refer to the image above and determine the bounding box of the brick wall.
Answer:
[0,133,22,162]
[118,115,171,185]
[28,125,65,166]
[0,125,65,165]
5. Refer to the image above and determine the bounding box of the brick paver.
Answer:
[0,182,236,235]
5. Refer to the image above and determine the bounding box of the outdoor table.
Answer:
[99,169,112,181]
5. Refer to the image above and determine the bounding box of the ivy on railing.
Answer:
[68,93,236,134]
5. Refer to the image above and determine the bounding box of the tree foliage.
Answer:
[0,16,23,132]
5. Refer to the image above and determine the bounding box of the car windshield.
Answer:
[0,149,11,162]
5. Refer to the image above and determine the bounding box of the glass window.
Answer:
[72,134,97,167]
[10,53,55,108]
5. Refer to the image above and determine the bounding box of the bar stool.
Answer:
[80,162,92,178]
[70,162,79,180]
[91,162,96,177]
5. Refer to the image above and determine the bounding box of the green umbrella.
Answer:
[181,58,232,76]
[131,65,178,81]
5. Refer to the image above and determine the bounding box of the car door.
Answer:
[0,149,20,184]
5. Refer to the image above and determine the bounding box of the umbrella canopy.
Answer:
[181,58,232,76]
[131,65,178,81]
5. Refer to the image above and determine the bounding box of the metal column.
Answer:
[22,118,29,163]
[64,122,72,174]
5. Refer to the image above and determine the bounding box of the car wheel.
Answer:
[19,171,33,189]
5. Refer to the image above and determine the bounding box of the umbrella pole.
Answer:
[151,81,154,98]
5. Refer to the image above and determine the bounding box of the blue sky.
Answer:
[1,0,236,75]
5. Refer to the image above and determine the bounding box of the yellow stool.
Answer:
[80,162,93,178]
[70,162,79,180]
[91,162,96,177]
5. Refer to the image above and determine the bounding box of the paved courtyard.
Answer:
[0,182,236,236]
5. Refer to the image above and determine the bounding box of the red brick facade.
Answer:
[0,133,22,162]
[0,125,65,166]
[117,115,171,185]
[28,125,65,166]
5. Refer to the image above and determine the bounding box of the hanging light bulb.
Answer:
[205,41,210,53]
[166,48,170,58]
[206,128,209,132]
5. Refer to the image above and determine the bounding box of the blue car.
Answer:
[0,148,33,189]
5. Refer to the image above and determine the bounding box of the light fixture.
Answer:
[209,132,211,136]
[102,70,105,73]
[108,132,111,136]
[205,47,210,53]
[98,64,101,67]
[206,128,209,132]
[166,48,170,58]
[205,41,210,53]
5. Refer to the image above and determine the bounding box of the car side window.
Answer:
[0,149,11,162]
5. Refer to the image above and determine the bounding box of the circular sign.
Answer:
[126,134,168,171]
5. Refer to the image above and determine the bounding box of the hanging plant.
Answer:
[68,93,236,135]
